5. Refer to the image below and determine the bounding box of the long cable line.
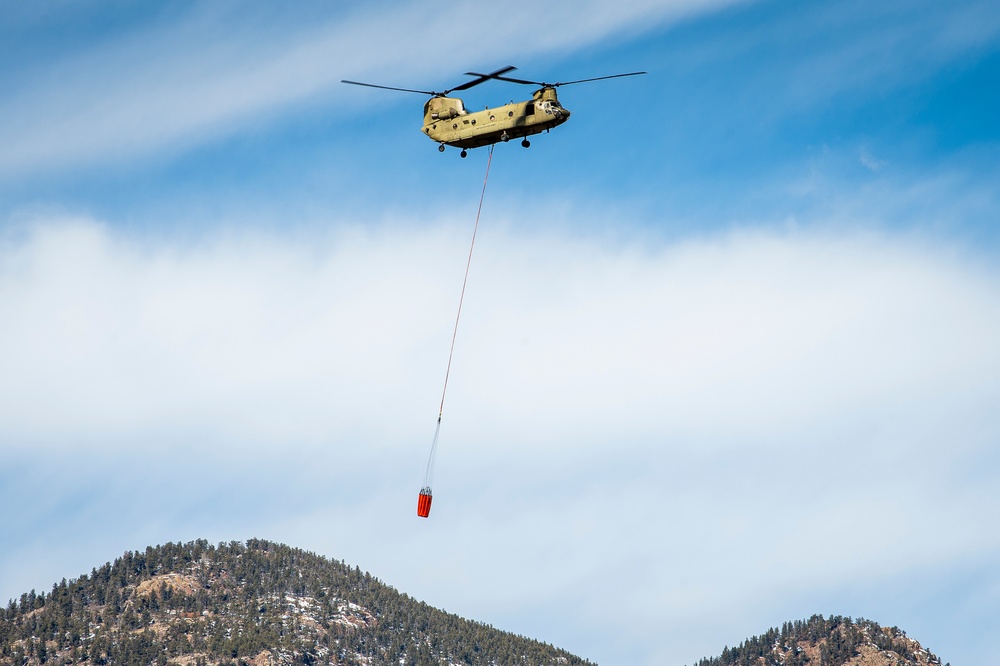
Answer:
[418,145,495,517]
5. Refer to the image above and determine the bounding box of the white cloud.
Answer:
[4,217,997,453]
[2,215,998,665]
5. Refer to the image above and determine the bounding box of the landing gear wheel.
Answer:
[501,132,510,142]
[460,149,468,158]
[438,144,445,153]
[521,139,530,148]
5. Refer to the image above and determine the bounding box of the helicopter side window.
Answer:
[526,101,535,116]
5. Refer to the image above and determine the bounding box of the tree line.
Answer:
[1,539,593,666]
[691,614,945,666]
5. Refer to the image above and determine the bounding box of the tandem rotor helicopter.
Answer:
[342,66,646,157]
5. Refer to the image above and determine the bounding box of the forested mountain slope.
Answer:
[0,539,948,666]
[0,539,591,666]
[693,614,946,666]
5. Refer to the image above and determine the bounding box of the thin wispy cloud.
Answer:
[668,0,1000,114]
[859,147,888,171]
[0,0,742,177]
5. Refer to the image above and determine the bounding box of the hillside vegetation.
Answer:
[0,539,948,666]
[0,539,591,666]
[693,614,946,666]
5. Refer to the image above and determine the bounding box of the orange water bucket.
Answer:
[417,488,433,518]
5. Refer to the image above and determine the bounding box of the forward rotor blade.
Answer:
[470,73,541,86]
[449,65,518,93]
[341,80,436,95]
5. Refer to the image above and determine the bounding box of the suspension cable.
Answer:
[422,144,495,490]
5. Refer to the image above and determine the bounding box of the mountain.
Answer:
[0,539,592,666]
[692,614,947,666]
[0,539,947,666]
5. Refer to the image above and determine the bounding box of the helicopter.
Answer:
[341,66,646,157]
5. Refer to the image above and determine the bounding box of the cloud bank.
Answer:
[2,215,998,664]
[3,217,997,452]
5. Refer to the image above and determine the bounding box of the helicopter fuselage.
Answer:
[422,87,570,150]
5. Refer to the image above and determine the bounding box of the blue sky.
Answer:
[1,2,999,665]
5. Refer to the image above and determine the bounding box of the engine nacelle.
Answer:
[431,108,460,120]
[424,96,467,125]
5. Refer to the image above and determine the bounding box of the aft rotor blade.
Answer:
[449,65,518,93]
[552,71,647,87]
[479,71,648,88]
[341,80,436,95]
